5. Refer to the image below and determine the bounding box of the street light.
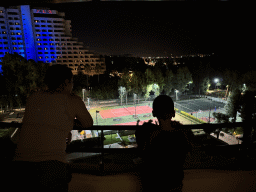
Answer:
[175,89,179,100]
[214,78,219,89]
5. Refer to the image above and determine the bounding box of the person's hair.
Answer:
[43,64,73,91]
[153,95,175,120]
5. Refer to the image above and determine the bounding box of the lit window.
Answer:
[37,43,41,45]
[39,57,42,59]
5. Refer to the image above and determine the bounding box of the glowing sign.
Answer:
[36,9,53,14]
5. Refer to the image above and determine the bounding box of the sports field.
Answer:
[174,98,226,123]
[88,101,197,126]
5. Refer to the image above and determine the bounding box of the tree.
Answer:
[0,53,41,109]
[163,69,174,95]
[73,68,87,97]
[84,64,91,89]
[95,64,101,84]
[200,77,211,95]
[145,67,156,86]
[224,88,241,123]
[172,66,192,93]
[223,69,243,97]
[153,65,165,94]
[238,90,256,145]
[118,86,126,106]
[242,70,256,92]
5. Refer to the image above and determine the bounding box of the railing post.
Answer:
[99,128,105,176]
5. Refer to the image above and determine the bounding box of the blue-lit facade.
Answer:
[0,5,106,75]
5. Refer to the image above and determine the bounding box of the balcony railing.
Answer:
[1,120,256,175]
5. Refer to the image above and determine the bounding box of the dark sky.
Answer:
[33,2,247,58]
[4,1,253,59]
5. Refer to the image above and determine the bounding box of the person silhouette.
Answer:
[7,64,93,191]
[135,95,195,192]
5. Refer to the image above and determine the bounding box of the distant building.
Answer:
[0,5,105,76]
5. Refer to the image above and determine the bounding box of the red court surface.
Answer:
[99,106,153,119]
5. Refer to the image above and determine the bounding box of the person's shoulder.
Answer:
[171,120,183,127]
[69,93,81,101]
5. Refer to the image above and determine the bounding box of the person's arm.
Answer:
[73,96,93,129]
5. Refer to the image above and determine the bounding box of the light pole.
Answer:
[188,81,192,95]
[214,78,219,98]
[175,89,179,101]
[214,78,219,90]
[82,89,85,102]
[96,110,99,125]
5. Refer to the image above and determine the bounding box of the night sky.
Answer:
[28,2,248,58]
[2,1,252,63]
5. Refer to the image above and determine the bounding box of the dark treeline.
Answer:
[1,53,256,114]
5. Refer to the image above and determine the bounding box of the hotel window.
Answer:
[36,34,40,36]
[35,20,38,23]
[15,22,19,25]
[37,43,41,45]
[39,56,42,59]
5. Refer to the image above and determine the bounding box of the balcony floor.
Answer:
[68,169,256,192]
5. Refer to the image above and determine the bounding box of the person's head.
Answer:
[152,95,175,121]
[43,64,73,93]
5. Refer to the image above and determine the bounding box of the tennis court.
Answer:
[174,98,227,123]
[99,105,153,119]
[174,98,226,114]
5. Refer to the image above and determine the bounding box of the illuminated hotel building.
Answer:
[0,5,105,75]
